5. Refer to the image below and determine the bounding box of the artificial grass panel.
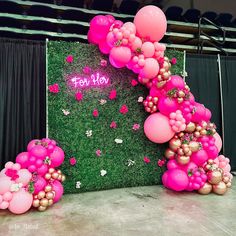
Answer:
[48,41,183,193]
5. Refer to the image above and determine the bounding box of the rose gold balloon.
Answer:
[178,132,184,138]
[45,173,51,180]
[177,148,184,156]
[181,144,188,149]
[194,131,201,138]
[33,199,40,208]
[62,175,66,182]
[49,168,55,174]
[196,125,202,131]
[212,181,227,195]
[169,138,181,151]
[185,150,192,156]
[177,155,190,165]
[223,176,230,184]
[164,148,176,159]
[209,123,214,128]
[45,185,52,192]
[189,141,200,152]
[46,192,54,200]
[40,198,49,207]
[208,159,214,165]
[52,172,59,179]
[38,206,47,212]
[198,182,212,195]
[226,182,232,188]
[57,170,62,175]
[48,199,54,206]
[58,175,62,181]
[207,170,223,185]
[38,191,46,199]
[185,122,196,133]
[201,121,208,129]
[183,147,190,154]
[212,128,216,134]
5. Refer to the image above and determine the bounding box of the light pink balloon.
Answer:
[99,41,111,54]
[12,163,21,171]
[165,75,185,91]
[109,46,131,68]
[27,139,40,152]
[0,201,9,209]
[3,191,13,202]
[134,5,167,42]
[15,169,32,187]
[191,150,209,166]
[51,180,64,203]
[123,22,136,34]
[33,176,47,194]
[0,177,13,195]
[154,42,166,51]
[140,58,159,79]
[0,195,2,204]
[144,112,175,143]
[158,97,179,116]
[50,146,65,168]
[214,132,222,152]
[8,189,33,214]
[30,145,47,159]
[5,162,14,169]
[113,20,123,29]
[16,152,29,168]
[141,42,155,57]
[131,37,142,51]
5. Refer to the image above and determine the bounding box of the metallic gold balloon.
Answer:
[177,155,190,165]
[177,148,184,156]
[185,122,196,133]
[194,131,201,138]
[177,98,184,103]
[38,206,47,212]
[164,148,176,159]
[49,168,55,174]
[189,141,200,152]
[201,121,208,129]
[212,181,227,195]
[159,68,165,74]
[198,182,212,195]
[40,198,49,207]
[185,150,192,156]
[46,192,54,200]
[169,138,182,151]
[61,175,66,182]
[226,182,232,188]
[178,91,185,98]
[207,170,223,185]
[52,172,59,179]
[153,97,158,103]
[58,175,62,181]
[196,125,202,131]
[38,191,46,199]
[57,170,62,175]
[45,185,52,192]
[212,128,216,134]
[183,147,190,154]
[178,132,184,138]
[208,159,214,165]
[45,173,51,180]
[200,129,207,135]
[181,144,189,149]
[33,199,40,208]
[223,176,230,184]
[48,199,54,206]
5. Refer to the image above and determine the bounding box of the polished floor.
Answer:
[0,182,236,236]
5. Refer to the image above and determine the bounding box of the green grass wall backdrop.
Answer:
[48,41,183,193]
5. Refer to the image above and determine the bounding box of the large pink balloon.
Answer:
[90,15,110,37]
[131,37,142,52]
[140,58,159,79]
[109,46,131,68]
[191,103,206,123]
[51,180,64,203]
[191,150,208,166]
[30,145,47,159]
[144,112,175,143]
[165,75,185,91]
[16,152,29,168]
[134,6,167,42]
[0,177,13,194]
[27,139,40,152]
[33,176,47,194]
[50,146,65,167]
[8,189,33,214]
[87,29,101,44]
[214,132,222,152]
[15,169,32,187]
[158,97,179,115]
[99,41,111,54]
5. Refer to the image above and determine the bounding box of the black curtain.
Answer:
[186,54,222,135]
[0,38,46,169]
[220,56,236,170]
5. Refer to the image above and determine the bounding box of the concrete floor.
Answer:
[0,183,236,236]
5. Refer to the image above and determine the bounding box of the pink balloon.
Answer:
[28,165,37,173]
[33,176,47,194]
[87,29,100,44]
[106,32,116,47]
[181,162,198,173]
[15,169,32,187]
[165,75,185,91]
[205,108,212,121]
[51,180,64,203]
[140,58,159,79]
[150,86,163,97]
[109,46,131,68]
[99,40,111,54]
[3,191,13,202]
[131,37,142,51]
[105,14,115,24]
[214,132,222,152]
[162,171,169,187]
[30,145,47,159]
[50,146,65,168]
[0,201,9,209]
[12,163,21,171]
[5,162,14,169]
[163,169,189,191]
[0,177,13,195]
[192,103,206,123]
[167,159,179,170]
[27,139,40,152]
[0,195,2,204]
[16,152,29,168]
[134,6,167,42]
[141,42,155,57]
[8,189,33,214]
[158,97,179,116]
[207,145,219,159]
[188,92,195,104]
[191,150,208,166]
[109,56,125,68]
[123,22,136,34]
[113,20,123,29]
[90,15,110,37]
[144,112,175,143]
[154,42,166,51]
[37,164,48,176]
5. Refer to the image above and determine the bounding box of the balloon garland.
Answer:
[88,5,233,195]
[0,138,65,214]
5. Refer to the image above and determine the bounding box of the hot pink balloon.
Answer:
[144,112,175,143]
[158,97,179,116]
[37,164,48,176]
[50,146,65,168]
[134,6,167,42]
[167,159,179,170]
[109,56,126,68]
[109,46,131,68]
[15,169,32,187]
[87,29,100,44]
[0,177,13,195]
[181,161,198,173]
[90,15,110,37]
[99,40,111,54]
[162,171,169,187]
[30,145,47,159]
[113,20,123,29]
[207,145,219,159]
[106,32,116,47]
[27,139,40,152]
[165,75,185,91]
[33,176,47,194]
[141,42,155,57]
[8,189,33,215]
[214,132,222,152]
[51,180,64,203]
[16,152,29,168]
[192,103,206,123]
[205,108,212,121]
[105,14,115,24]
[191,150,208,166]
[140,58,159,79]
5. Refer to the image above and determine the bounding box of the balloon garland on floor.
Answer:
[0,138,65,214]
[88,5,233,195]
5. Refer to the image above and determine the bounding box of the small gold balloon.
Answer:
[178,132,184,138]
[38,191,46,199]
[181,144,189,149]
[61,175,66,182]
[212,128,216,134]
[48,199,54,206]
[57,170,62,175]
[169,138,182,151]
[185,150,192,156]
[196,125,202,131]
[159,68,165,74]
[163,72,170,79]
[45,173,51,180]
[223,176,230,184]
[33,199,40,208]
[198,182,212,195]
[40,198,49,207]
[226,182,232,188]
[177,148,184,156]
[49,168,55,174]
[38,206,47,212]
[207,170,223,185]
[200,129,207,135]
[212,181,227,195]
[177,98,184,103]
[185,122,196,133]
[208,159,214,165]
[45,185,52,192]
[164,148,176,159]
[58,175,62,181]
[209,123,214,128]
[183,147,190,154]
[46,192,54,200]
[52,172,59,179]
[189,141,200,152]
[194,131,201,138]
[177,155,190,165]
[178,91,185,98]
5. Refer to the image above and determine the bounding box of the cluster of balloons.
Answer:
[0,138,65,214]
[89,5,233,195]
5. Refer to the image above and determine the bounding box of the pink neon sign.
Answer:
[67,72,110,89]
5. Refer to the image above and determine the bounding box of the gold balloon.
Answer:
[208,159,214,165]
[48,199,54,206]
[40,198,49,207]
[57,170,62,175]
[212,181,227,195]
[61,175,66,182]
[33,199,40,208]
[45,185,52,192]
[177,155,190,165]
[49,168,55,174]
[194,131,201,138]
[45,173,51,180]
[169,138,182,151]
[181,144,189,149]
[153,97,158,103]
[201,121,208,129]
[46,192,54,200]
[178,91,185,98]
[226,182,232,188]
[223,176,230,184]
[38,206,47,212]
[52,172,59,179]
[183,147,190,154]
[58,175,62,181]
[198,182,212,195]
[177,98,184,103]
[196,125,202,131]
[207,170,223,185]
[178,132,184,138]
[38,191,46,199]
[185,122,196,133]
[200,129,207,135]
[189,141,200,152]
[185,150,192,156]
[164,148,176,159]
[177,148,184,156]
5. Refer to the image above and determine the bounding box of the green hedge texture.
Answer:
[48,41,184,193]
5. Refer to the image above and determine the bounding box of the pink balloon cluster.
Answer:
[169,110,186,133]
